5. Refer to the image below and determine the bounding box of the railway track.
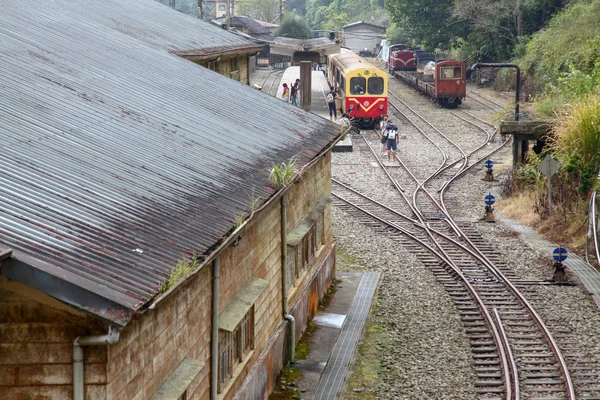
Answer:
[259,69,284,97]
[332,86,587,397]
[467,89,507,113]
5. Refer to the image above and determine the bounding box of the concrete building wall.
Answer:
[105,265,212,400]
[194,54,249,84]
[0,276,108,399]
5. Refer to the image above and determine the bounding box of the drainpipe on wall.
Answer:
[280,194,295,363]
[73,325,120,400]
[211,257,220,400]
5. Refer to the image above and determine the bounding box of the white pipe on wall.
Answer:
[73,325,120,400]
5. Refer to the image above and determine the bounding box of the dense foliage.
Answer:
[550,94,600,195]
[274,13,313,38]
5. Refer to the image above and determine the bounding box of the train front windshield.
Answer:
[368,77,384,95]
[350,77,366,94]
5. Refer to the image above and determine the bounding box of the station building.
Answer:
[0,1,340,399]
[341,21,386,56]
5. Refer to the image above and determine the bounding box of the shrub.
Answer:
[549,93,600,195]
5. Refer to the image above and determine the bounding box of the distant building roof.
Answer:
[255,19,279,29]
[342,21,386,31]
[211,16,274,42]
[0,0,339,326]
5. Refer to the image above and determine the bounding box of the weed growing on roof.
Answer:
[269,157,298,189]
[159,256,200,295]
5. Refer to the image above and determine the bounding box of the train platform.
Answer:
[293,271,381,399]
[277,66,353,152]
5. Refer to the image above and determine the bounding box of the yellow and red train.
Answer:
[327,48,388,128]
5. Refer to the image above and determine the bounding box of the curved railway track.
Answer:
[259,69,285,97]
[332,85,584,398]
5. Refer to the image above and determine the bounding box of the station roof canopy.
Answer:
[0,0,340,326]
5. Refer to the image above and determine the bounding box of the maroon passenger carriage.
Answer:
[388,44,417,73]
[394,60,467,108]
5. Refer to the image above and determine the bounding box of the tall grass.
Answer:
[269,157,298,189]
[159,256,200,294]
[549,94,600,195]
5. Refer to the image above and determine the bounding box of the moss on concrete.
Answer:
[343,301,386,399]
[268,367,303,400]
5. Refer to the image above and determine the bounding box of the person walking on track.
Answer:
[385,120,399,161]
[326,86,337,121]
[379,115,388,156]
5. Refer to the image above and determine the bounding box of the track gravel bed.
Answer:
[333,79,600,398]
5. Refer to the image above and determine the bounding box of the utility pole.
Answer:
[226,0,231,28]
[198,0,202,19]
[279,0,283,24]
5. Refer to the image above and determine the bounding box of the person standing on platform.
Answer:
[334,87,345,115]
[326,86,337,121]
[290,83,299,106]
[281,83,289,102]
[385,120,399,161]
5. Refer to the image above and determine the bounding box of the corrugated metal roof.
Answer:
[0,0,339,324]
[342,21,386,31]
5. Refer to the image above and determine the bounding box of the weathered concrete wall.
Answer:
[0,276,108,399]
[105,265,212,400]
[232,244,336,400]
[289,244,335,342]
[193,54,249,84]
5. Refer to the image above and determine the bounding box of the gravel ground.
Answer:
[334,77,600,398]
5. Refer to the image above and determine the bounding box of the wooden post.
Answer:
[300,61,312,111]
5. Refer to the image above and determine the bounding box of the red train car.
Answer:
[395,60,466,108]
[388,44,417,72]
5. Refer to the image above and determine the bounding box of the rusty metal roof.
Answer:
[0,0,340,326]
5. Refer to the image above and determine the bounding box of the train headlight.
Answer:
[363,100,370,107]
[348,105,354,110]
[378,105,384,110]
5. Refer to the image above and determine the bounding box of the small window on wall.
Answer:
[218,4,226,10]
[441,66,462,80]
[218,309,254,392]
[350,77,366,94]
[208,60,219,72]
[368,77,384,95]
[230,57,239,72]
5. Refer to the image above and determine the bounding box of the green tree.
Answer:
[274,13,313,38]
[237,0,278,22]
[385,0,466,50]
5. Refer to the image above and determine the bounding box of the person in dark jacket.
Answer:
[326,86,337,120]
[385,120,399,161]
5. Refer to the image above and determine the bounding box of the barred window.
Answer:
[230,57,239,72]
[208,61,219,72]
[316,213,323,248]
[218,308,254,392]
[287,246,296,288]
[295,240,303,277]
